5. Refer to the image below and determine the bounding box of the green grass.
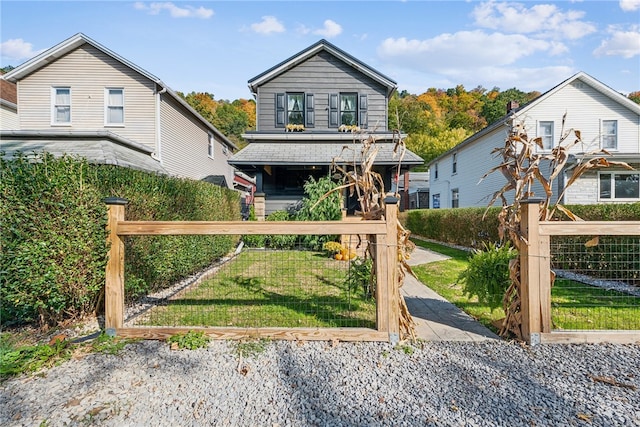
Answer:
[143,249,376,329]
[551,279,640,330]
[410,238,640,331]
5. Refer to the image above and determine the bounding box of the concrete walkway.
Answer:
[401,246,499,342]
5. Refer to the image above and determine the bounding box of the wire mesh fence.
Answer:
[125,234,377,330]
[549,235,640,330]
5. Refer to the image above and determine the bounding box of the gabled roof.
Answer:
[427,71,640,167]
[248,39,397,97]
[2,33,237,150]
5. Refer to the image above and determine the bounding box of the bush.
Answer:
[404,207,502,248]
[457,242,517,310]
[1,152,240,326]
[265,210,297,249]
[0,153,108,325]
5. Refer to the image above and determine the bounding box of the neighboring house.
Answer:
[397,172,430,210]
[428,72,640,209]
[0,33,237,183]
[0,79,18,129]
[228,39,423,215]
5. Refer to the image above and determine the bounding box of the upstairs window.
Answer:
[52,87,71,125]
[434,163,439,180]
[276,93,314,128]
[287,93,304,125]
[329,93,368,128]
[539,121,554,150]
[452,153,457,174]
[602,120,617,150]
[340,93,357,125]
[105,88,124,125]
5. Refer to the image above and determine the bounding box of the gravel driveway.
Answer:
[2,339,639,426]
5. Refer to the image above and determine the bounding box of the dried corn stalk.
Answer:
[318,127,417,340]
[481,114,633,339]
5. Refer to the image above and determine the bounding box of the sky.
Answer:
[1,0,639,101]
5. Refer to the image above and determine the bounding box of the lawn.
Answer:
[141,249,377,329]
[410,238,640,331]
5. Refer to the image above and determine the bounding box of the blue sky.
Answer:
[1,1,639,100]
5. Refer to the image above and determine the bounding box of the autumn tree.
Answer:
[628,91,640,105]
[481,87,540,125]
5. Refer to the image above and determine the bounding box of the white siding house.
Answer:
[0,33,236,184]
[428,72,640,209]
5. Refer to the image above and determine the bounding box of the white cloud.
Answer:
[378,32,557,72]
[134,2,213,19]
[593,28,640,58]
[251,16,285,35]
[313,20,342,38]
[0,38,45,61]
[620,0,640,12]
[472,1,596,40]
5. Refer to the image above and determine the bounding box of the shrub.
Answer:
[0,153,108,325]
[1,152,240,326]
[404,207,502,248]
[265,210,297,249]
[457,242,517,310]
[346,258,374,298]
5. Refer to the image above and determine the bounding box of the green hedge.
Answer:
[1,152,240,326]
[404,203,640,248]
[404,206,503,248]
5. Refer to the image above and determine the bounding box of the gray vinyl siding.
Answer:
[256,51,387,131]
[16,44,157,149]
[159,94,234,185]
[0,104,18,129]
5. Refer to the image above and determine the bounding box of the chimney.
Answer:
[507,100,519,114]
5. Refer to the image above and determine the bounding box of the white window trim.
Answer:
[598,171,639,201]
[537,120,554,152]
[601,119,618,151]
[104,87,125,127]
[208,133,215,159]
[51,86,71,126]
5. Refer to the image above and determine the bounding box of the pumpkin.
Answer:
[334,253,343,261]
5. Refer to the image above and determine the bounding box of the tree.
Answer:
[628,91,640,105]
[481,88,540,125]
[405,127,471,168]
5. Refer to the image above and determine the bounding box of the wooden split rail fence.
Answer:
[104,196,401,342]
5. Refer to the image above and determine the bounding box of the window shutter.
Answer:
[329,93,339,127]
[305,93,315,127]
[276,93,285,127]
[359,94,368,128]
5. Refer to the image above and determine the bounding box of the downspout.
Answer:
[154,85,167,163]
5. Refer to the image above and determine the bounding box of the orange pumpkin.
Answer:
[334,253,343,261]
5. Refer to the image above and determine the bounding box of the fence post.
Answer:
[384,195,400,343]
[104,197,128,335]
[520,198,542,344]
[254,193,266,221]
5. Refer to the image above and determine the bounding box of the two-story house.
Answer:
[428,72,640,209]
[228,39,423,216]
[0,33,237,183]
